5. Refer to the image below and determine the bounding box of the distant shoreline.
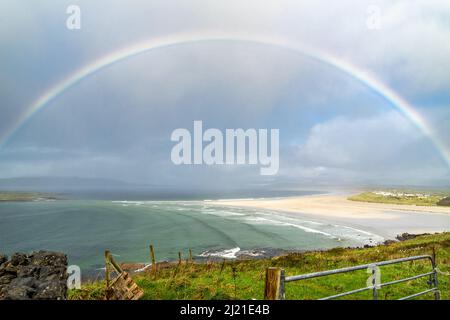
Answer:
[210,193,450,239]
[0,191,62,202]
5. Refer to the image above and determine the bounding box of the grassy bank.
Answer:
[348,191,446,206]
[69,232,450,300]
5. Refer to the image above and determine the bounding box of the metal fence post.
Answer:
[431,247,440,300]
[372,268,378,300]
[280,269,286,300]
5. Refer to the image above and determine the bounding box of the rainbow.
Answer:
[1,31,449,167]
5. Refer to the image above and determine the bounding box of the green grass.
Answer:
[69,232,450,300]
[348,191,446,206]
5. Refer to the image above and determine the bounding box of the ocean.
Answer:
[0,193,384,277]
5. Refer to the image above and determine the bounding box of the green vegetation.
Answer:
[0,191,60,202]
[69,232,450,300]
[348,191,446,206]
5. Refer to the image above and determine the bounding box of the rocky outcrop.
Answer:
[396,232,430,242]
[0,251,68,300]
[0,254,7,266]
[437,196,450,207]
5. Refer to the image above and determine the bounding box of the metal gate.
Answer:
[266,255,440,300]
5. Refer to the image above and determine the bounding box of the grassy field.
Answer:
[69,232,450,300]
[348,191,447,206]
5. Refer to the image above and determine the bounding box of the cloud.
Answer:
[0,0,449,189]
[295,111,419,167]
[282,111,449,185]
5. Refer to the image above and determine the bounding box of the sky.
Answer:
[0,0,449,191]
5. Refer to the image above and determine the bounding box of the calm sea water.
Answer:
[0,195,383,275]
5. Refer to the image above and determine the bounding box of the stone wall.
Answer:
[0,251,68,300]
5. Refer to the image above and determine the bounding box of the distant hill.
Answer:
[0,176,215,200]
[0,177,148,192]
[0,176,314,200]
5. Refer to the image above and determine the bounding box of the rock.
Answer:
[0,274,15,286]
[0,254,7,267]
[3,285,35,300]
[0,265,7,277]
[396,233,430,242]
[17,265,39,278]
[437,196,450,207]
[383,240,397,245]
[1,263,18,276]
[0,250,68,300]
[34,280,67,300]
[38,266,67,281]
[120,262,147,273]
[10,277,37,288]
[30,251,67,267]
[10,253,29,266]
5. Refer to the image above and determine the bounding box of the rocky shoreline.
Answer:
[119,233,433,275]
[0,251,68,300]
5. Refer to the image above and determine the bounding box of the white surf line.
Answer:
[199,247,241,259]
[266,211,385,243]
[224,205,386,243]
[244,216,335,237]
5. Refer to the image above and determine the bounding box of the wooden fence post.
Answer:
[189,249,193,264]
[150,244,157,274]
[264,267,283,300]
[178,251,182,265]
[105,250,110,288]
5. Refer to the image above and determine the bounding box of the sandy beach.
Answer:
[211,193,450,239]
